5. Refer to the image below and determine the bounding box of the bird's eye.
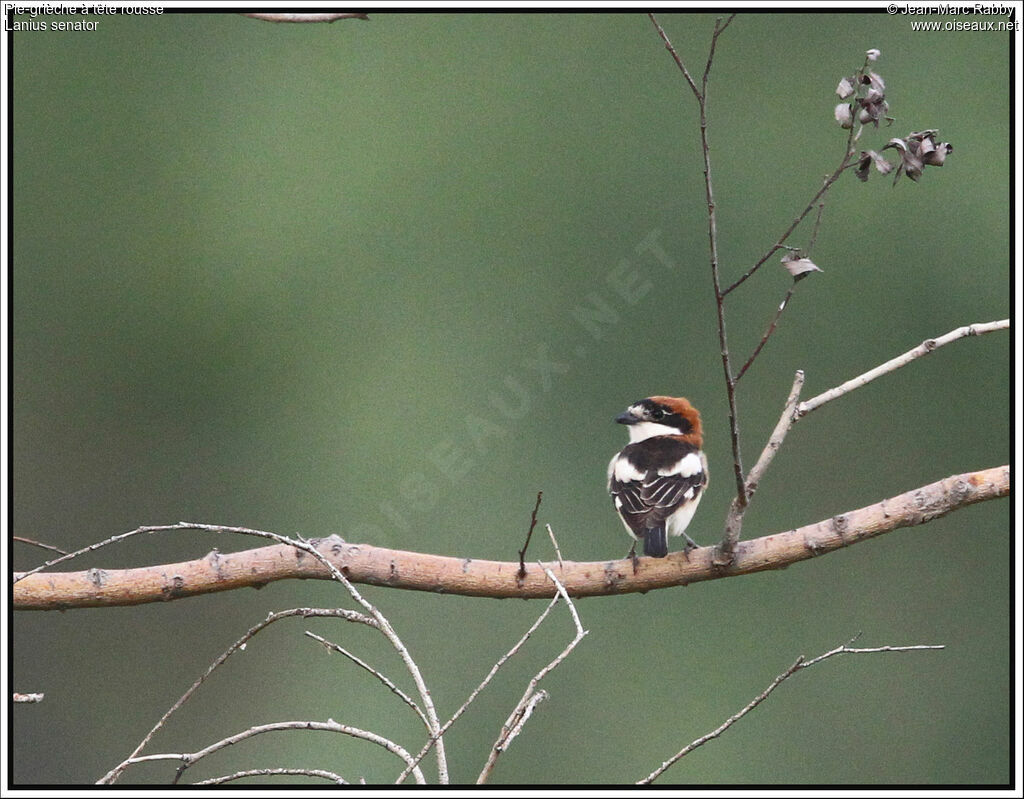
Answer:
[650,408,665,421]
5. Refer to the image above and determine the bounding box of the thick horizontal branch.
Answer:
[241,13,369,23]
[13,466,1007,609]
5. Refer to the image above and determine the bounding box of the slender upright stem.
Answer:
[735,284,797,383]
[649,13,747,506]
[648,13,701,98]
[703,104,747,505]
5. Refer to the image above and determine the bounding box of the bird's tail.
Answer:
[643,526,669,558]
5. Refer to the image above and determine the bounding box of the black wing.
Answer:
[609,438,706,537]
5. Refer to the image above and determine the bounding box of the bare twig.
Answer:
[733,202,822,385]
[13,536,68,555]
[193,768,348,785]
[499,690,548,749]
[305,632,429,730]
[120,720,426,786]
[803,641,945,666]
[14,524,361,585]
[300,543,450,782]
[734,284,798,382]
[517,491,543,581]
[723,52,872,298]
[702,14,737,91]
[13,523,181,584]
[742,370,805,502]
[66,523,447,783]
[716,371,804,564]
[722,166,855,296]
[797,319,1009,417]
[639,638,944,784]
[648,13,701,99]
[477,567,587,784]
[807,201,826,253]
[395,594,563,784]
[545,524,565,570]
[99,607,377,785]
[242,13,368,23]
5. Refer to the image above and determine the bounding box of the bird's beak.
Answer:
[615,410,640,425]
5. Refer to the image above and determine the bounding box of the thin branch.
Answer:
[120,720,426,786]
[702,14,737,91]
[731,212,826,383]
[395,594,563,784]
[13,524,180,584]
[498,690,548,750]
[19,465,1009,607]
[648,13,701,100]
[13,536,68,555]
[803,641,945,667]
[339,588,448,782]
[193,768,348,785]
[99,607,376,785]
[517,490,543,581]
[806,201,826,253]
[546,524,565,570]
[46,523,447,784]
[722,165,855,296]
[639,638,945,784]
[734,283,798,382]
[734,201,822,384]
[797,319,1009,417]
[716,371,804,565]
[305,631,429,730]
[723,52,877,298]
[299,542,450,782]
[743,370,805,501]
[14,524,367,586]
[476,567,587,784]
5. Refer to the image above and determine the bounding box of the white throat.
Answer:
[627,421,681,443]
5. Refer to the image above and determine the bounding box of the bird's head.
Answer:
[615,395,703,446]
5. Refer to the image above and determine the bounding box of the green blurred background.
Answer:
[11,10,1011,786]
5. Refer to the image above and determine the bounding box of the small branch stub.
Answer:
[517,492,544,581]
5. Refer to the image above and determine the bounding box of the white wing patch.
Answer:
[612,456,645,483]
[656,451,704,478]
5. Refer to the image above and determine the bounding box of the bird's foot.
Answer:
[625,542,639,575]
